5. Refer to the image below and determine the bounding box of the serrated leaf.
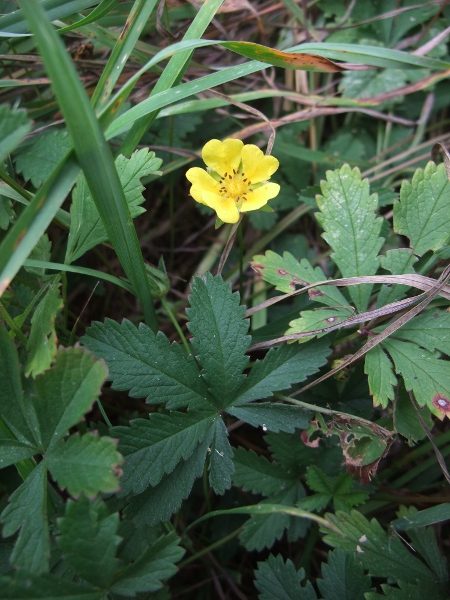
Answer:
[393,162,450,255]
[254,554,317,600]
[0,104,31,164]
[228,403,311,433]
[112,411,217,495]
[365,345,397,409]
[187,274,250,407]
[0,573,103,599]
[299,467,368,513]
[232,338,331,406]
[45,433,123,496]
[58,496,121,588]
[82,319,212,409]
[24,234,52,278]
[14,130,72,188]
[393,504,450,531]
[321,510,436,584]
[233,447,295,496]
[377,249,418,308]
[365,579,446,600]
[0,440,38,470]
[111,532,184,595]
[316,164,384,311]
[382,338,450,419]
[25,282,63,377]
[394,386,431,442]
[251,250,348,306]
[286,307,353,341]
[317,548,373,600]
[66,148,162,263]
[34,347,108,451]
[388,309,450,356]
[208,417,234,495]
[124,436,212,526]
[0,462,49,573]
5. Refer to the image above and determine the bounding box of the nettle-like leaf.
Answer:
[57,496,121,589]
[33,346,107,451]
[25,281,63,378]
[14,129,72,187]
[228,403,311,434]
[393,161,450,255]
[66,148,162,263]
[0,462,49,573]
[251,250,349,306]
[231,338,331,406]
[208,417,234,495]
[187,274,250,407]
[82,318,212,409]
[382,338,450,419]
[365,579,446,600]
[298,466,368,513]
[112,411,217,495]
[285,307,353,340]
[315,164,384,312]
[317,547,373,600]
[387,309,450,356]
[233,447,296,497]
[0,104,31,163]
[376,249,418,308]
[254,554,317,600]
[45,433,123,496]
[111,532,184,596]
[365,345,397,409]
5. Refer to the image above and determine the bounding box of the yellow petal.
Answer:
[240,183,280,212]
[186,167,220,205]
[241,145,279,184]
[203,191,240,223]
[202,139,243,177]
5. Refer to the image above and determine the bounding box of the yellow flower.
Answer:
[186,139,280,224]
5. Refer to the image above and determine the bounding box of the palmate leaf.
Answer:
[299,466,368,513]
[382,338,450,419]
[228,403,311,434]
[45,433,123,496]
[111,411,217,495]
[187,274,250,407]
[317,548,373,600]
[393,161,450,256]
[82,318,213,409]
[57,496,121,589]
[254,554,317,600]
[66,148,162,263]
[233,447,295,497]
[0,462,49,573]
[315,164,384,312]
[365,345,397,409]
[232,338,331,406]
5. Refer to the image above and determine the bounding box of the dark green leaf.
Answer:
[365,579,446,600]
[393,504,450,531]
[233,447,295,496]
[208,417,234,495]
[377,249,417,308]
[0,440,38,470]
[228,403,311,433]
[317,548,372,600]
[299,466,368,513]
[254,554,317,600]
[0,572,103,600]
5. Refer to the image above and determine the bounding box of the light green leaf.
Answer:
[66,148,162,263]
[0,104,31,163]
[208,417,234,495]
[24,234,52,278]
[0,462,49,573]
[387,309,450,356]
[34,347,108,451]
[45,433,123,496]
[377,249,418,308]
[365,345,397,409]
[255,554,317,600]
[228,403,311,433]
[317,548,373,600]
[316,164,384,311]
[25,282,63,378]
[187,274,250,407]
[82,318,212,409]
[111,411,217,494]
[393,162,450,255]
[58,496,121,588]
[339,68,407,99]
[286,307,353,341]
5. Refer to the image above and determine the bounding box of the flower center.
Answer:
[218,169,252,203]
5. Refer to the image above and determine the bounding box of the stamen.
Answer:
[228,174,232,179]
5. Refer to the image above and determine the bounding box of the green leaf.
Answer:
[254,554,317,600]
[321,510,436,584]
[24,234,52,278]
[394,386,431,443]
[365,345,397,409]
[208,417,234,495]
[57,496,121,588]
[339,68,407,99]
[34,347,108,451]
[0,104,31,164]
[45,433,123,496]
[233,447,295,496]
[316,548,373,600]
[382,338,450,419]
[299,467,368,513]
[285,307,353,340]
[111,532,184,595]
[66,149,162,263]
[393,162,450,255]
[187,274,250,407]
[377,249,418,308]
[82,318,212,409]
[251,250,348,306]
[393,504,450,531]
[25,282,63,377]
[365,579,446,600]
[0,462,49,573]
[0,572,103,600]
[0,440,38,470]
[232,339,331,406]
[14,130,72,188]
[112,411,217,494]
[316,164,384,311]
[124,436,211,526]
[228,403,311,433]
[387,309,450,356]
